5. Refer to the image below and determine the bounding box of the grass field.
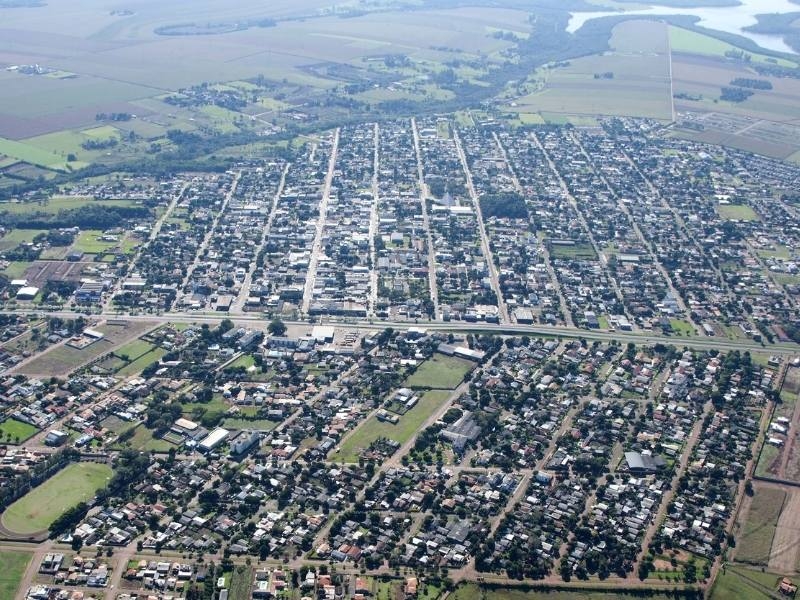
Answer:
[116,348,166,377]
[0,137,69,171]
[1,462,112,535]
[0,418,39,444]
[0,228,46,251]
[550,242,598,260]
[333,390,451,463]
[736,487,786,565]
[0,196,136,214]
[221,418,277,431]
[718,204,760,221]
[669,26,798,69]
[710,566,779,600]
[404,354,473,389]
[114,339,156,360]
[0,550,32,600]
[669,319,696,336]
[113,424,173,452]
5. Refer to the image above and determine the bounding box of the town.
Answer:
[1,116,800,600]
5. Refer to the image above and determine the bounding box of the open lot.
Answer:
[0,550,32,600]
[1,462,112,535]
[768,487,800,574]
[403,354,473,389]
[736,485,786,566]
[709,566,779,600]
[718,204,760,221]
[19,320,156,376]
[332,390,451,463]
[0,417,39,443]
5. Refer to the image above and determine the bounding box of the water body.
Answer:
[567,0,800,54]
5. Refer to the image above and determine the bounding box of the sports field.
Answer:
[1,462,112,535]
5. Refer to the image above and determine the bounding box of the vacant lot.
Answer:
[709,566,777,600]
[736,486,786,565]
[769,488,800,574]
[112,424,173,453]
[718,204,760,221]
[404,354,473,389]
[1,462,112,535]
[0,550,32,600]
[333,390,451,463]
[19,320,155,376]
[0,418,39,444]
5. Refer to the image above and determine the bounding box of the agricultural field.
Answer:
[0,551,32,600]
[735,486,786,565]
[0,417,38,443]
[668,26,799,68]
[508,21,673,122]
[0,462,112,535]
[403,354,473,389]
[332,390,451,463]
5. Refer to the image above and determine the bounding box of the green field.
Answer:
[736,487,786,565]
[114,339,156,360]
[1,462,112,535]
[0,228,46,250]
[0,137,70,171]
[0,196,136,215]
[710,566,779,600]
[71,229,130,254]
[404,354,473,389]
[718,204,760,221]
[116,348,167,377]
[333,390,451,463]
[669,26,798,68]
[669,319,696,336]
[549,242,598,260]
[0,550,32,599]
[0,418,39,443]
[221,418,277,431]
[113,424,174,452]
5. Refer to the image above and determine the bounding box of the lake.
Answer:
[567,0,800,54]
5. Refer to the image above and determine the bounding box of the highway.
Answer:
[2,307,797,356]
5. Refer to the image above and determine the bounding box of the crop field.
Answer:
[668,26,798,68]
[0,136,70,170]
[510,21,672,122]
[332,390,451,463]
[736,486,786,565]
[0,417,39,443]
[1,462,112,535]
[403,354,473,389]
[0,551,32,600]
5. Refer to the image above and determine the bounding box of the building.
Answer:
[199,427,230,452]
[44,430,69,447]
[312,326,335,343]
[16,286,39,300]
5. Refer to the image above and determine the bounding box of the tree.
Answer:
[268,318,287,337]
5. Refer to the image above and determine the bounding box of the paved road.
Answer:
[411,118,441,321]
[302,128,340,315]
[453,127,509,325]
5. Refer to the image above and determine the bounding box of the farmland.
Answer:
[735,486,786,565]
[1,462,112,535]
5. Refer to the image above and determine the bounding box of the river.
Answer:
[567,0,800,54]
